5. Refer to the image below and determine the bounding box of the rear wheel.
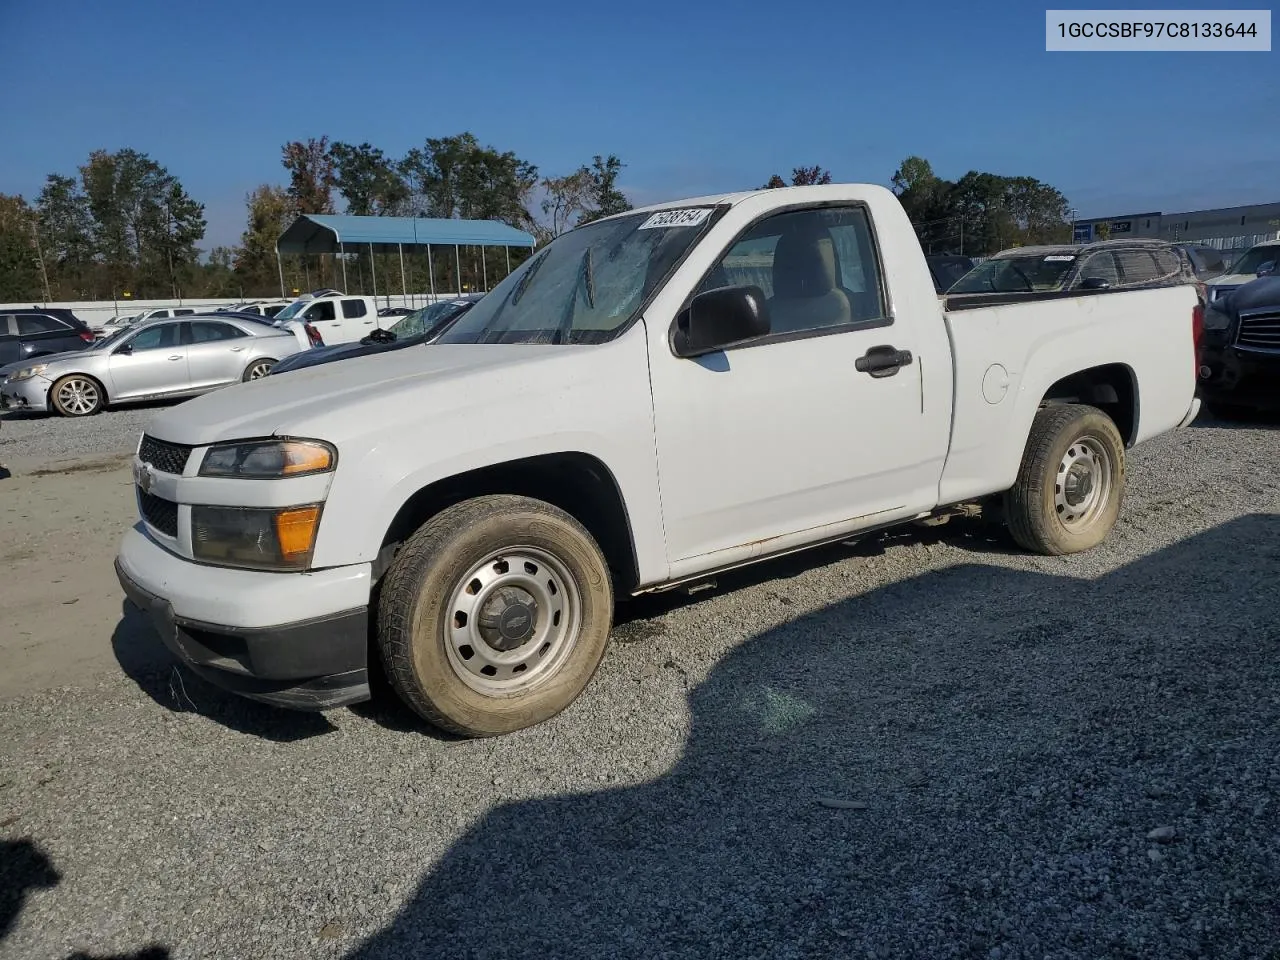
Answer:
[244,359,276,380]
[1004,403,1125,555]
[49,375,105,417]
[377,494,614,737]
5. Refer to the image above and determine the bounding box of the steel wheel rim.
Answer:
[443,546,582,696]
[248,361,274,379]
[1055,435,1111,529]
[57,378,99,415]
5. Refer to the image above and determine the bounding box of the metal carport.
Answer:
[275,214,537,304]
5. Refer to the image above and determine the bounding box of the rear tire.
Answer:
[377,494,614,737]
[49,375,105,417]
[244,359,276,381]
[1004,403,1125,556]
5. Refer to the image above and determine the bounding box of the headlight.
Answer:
[8,364,48,382]
[191,504,323,571]
[1202,306,1232,331]
[199,439,336,478]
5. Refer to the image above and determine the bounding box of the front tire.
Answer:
[377,495,614,737]
[1004,403,1125,556]
[49,375,105,417]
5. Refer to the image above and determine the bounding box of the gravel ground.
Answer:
[1,413,1279,960]
[0,406,159,470]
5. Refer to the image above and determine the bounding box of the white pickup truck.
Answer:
[271,291,380,344]
[114,184,1203,737]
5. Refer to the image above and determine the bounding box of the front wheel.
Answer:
[49,375,105,417]
[377,495,614,737]
[1004,403,1125,556]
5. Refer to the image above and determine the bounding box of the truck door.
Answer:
[648,204,944,565]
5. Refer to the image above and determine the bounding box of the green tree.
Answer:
[578,155,631,224]
[235,184,293,296]
[0,194,42,302]
[760,166,832,189]
[35,174,94,299]
[330,142,410,216]
[539,168,594,242]
[281,137,336,214]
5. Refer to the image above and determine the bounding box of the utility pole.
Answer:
[29,218,52,305]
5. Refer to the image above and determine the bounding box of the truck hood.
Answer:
[144,343,591,446]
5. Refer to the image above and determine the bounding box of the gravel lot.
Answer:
[1,410,1278,960]
[0,407,156,471]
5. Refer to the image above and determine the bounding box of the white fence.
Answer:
[1,292,464,330]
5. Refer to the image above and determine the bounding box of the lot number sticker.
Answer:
[638,208,712,230]
[1044,255,1076,261]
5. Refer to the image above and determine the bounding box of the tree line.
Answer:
[0,144,1073,304]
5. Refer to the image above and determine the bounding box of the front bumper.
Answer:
[1198,343,1280,411]
[0,375,51,413]
[115,524,373,710]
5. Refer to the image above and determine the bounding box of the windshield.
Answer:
[389,299,475,340]
[274,299,308,321]
[949,254,1076,293]
[1228,245,1280,276]
[437,207,718,345]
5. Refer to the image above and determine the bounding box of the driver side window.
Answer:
[126,324,180,352]
[304,301,336,322]
[1077,252,1120,287]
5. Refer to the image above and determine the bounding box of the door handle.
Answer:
[168,355,183,361]
[855,344,913,378]
[230,346,245,352]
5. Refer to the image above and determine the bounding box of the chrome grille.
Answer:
[139,491,179,538]
[1237,311,1280,351]
[138,434,192,475]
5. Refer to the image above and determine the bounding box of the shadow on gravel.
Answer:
[110,602,336,743]
[0,838,170,958]
[1189,408,1280,429]
[346,514,1280,960]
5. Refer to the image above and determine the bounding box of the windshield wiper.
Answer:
[552,248,594,345]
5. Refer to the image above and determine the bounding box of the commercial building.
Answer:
[1073,201,1280,266]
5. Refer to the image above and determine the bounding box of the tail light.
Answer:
[1191,303,1204,378]
[79,330,95,343]
[304,323,324,348]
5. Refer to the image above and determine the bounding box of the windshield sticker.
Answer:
[1044,255,1076,262]
[637,208,712,230]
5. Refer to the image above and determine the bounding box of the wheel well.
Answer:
[1040,363,1138,445]
[380,453,640,593]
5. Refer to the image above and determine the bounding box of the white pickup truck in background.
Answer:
[271,290,380,344]
[115,184,1202,738]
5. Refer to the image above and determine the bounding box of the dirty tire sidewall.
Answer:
[377,495,614,737]
[49,375,104,417]
[244,359,276,381]
[1004,403,1125,556]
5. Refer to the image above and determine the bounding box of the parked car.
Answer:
[377,306,414,319]
[115,183,1202,739]
[0,308,95,367]
[948,239,1193,296]
[924,255,975,293]
[270,294,484,375]
[222,299,294,319]
[92,313,140,335]
[1204,239,1280,307]
[1174,243,1227,281]
[271,291,380,345]
[0,313,303,417]
[132,307,200,322]
[1197,274,1280,417]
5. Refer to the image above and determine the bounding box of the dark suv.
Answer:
[0,309,95,367]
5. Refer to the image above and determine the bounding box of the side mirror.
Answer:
[672,285,770,358]
[114,342,133,355]
[1256,260,1276,278]
[1080,277,1111,290]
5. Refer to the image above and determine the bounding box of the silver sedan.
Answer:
[0,314,306,417]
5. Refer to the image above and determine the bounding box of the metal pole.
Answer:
[276,249,286,298]
[505,247,511,277]
[369,243,378,302]
[455,244,462,296]
[481,247,488,291]
[340,242,348,290]
[427,244,436,301]
[399,243,408,309]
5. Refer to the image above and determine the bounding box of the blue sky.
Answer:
[1,0,1275,250]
